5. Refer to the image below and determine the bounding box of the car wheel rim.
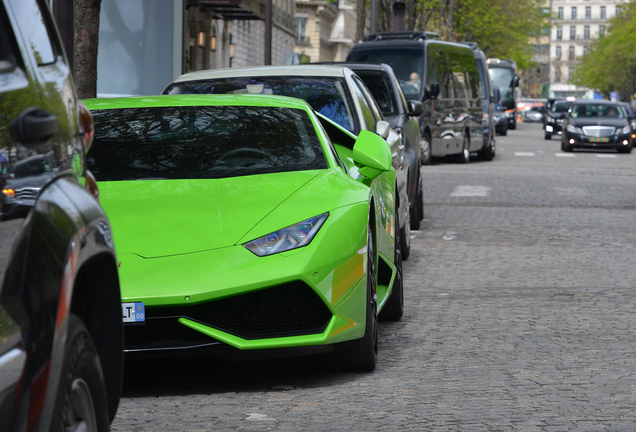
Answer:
[66,378,98,432]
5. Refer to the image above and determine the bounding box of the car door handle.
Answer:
[9,107,59,144]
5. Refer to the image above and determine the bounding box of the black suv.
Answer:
[0,1,122,431]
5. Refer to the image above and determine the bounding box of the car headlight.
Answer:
[620,125,631,135]
[243,213,328,257]
[566,124,582,134]
[547,117,555,123]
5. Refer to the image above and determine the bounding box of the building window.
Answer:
[569,45,575,60]
[616,6,621,16]
[555,45,561,58]
[600,6,606,19]
[583,45,589,55]
[558,7,563,19]
[585,6,591,19]
[295,16,308,43]
[555,67,561,83]
[599,25,605,37]
[584,25,590,39]
[571,7,577,20]
[568,67,574,82]
[557,26,563,40]
[570,25,576,40]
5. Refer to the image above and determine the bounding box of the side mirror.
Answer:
[424,82,440,100]
[353,130,392,180]
[513,75,520,88]
[375,120,390,139]
[493,88,501,103]
[407,100,424,117]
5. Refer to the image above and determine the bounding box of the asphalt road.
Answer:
[111,121,636,431]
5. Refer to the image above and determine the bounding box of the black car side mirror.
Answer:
[513,75,520,88]
[407,100,424,117]
[493,88,501,104]
[424,82,440,100]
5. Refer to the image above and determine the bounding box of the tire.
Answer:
[479,140,495,161]
[544,132,551,140]
[380,205,404,321]
[618,144,632,154]
[561,140,573,152]
[329,221,378,372]
[420,134,431,166]
[509,118,517,130]
[51,314,110,432]
[410,170,423,231]
[501,126,507,136]
[456,134,470,163]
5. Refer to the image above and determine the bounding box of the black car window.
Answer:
[354,70,398,117]
[11,0,56,65]
[87,105,327,181]
[353,75,383,123]
[164,76,358,133]
[348,48,424,99]
[571,103,623,118]
[551,102,572,113]
[349,77,377,132]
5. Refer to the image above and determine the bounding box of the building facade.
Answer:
[549,0,624,98]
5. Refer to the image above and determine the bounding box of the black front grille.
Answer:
[147,281,332,340]
[125,318,219,351]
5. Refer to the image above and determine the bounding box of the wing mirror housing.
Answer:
[493,88,501,104]
[424,82,440,100]
[408,100,424,117]
[353,130,392,180]
[513,75,520,88]
[375,120,391,139]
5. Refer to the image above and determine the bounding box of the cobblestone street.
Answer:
[112,122,636,431]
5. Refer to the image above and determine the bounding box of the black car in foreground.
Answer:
[562,100,635,153]
[0,0,123,431]
[544,99,573,140]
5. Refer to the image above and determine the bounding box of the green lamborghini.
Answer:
[84,94,404,371]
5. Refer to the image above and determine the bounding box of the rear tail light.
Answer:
[78,101,94,150]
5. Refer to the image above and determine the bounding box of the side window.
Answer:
[11,0,56,65]
[349,76,377,132]
[428,46,451,99]
[353,75,383,123]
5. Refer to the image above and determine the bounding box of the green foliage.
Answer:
[572,1,636,100]
[407,0,549,69]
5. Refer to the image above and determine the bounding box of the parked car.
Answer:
[562,100,635,153]
[493,103,508,136]
[85,94,405,372]
[346,32,484,163]
[463,42,497,161]
[320,62,425,233]
[163,65,411,258]
[544,99,574,140]
[524,106,544,123]
[0,0,123,431]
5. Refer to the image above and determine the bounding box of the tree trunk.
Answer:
[355,0,366,43]
[74,0,102,99]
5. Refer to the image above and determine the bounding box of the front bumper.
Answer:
[121,204,372,356]
[563,132,632,149]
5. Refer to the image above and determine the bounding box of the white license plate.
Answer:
[122,302,145,323]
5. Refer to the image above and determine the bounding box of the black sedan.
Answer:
[544,99,573,140]
[562,101,635,153]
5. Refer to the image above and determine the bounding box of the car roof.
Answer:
[82,94,313,111]
[572,100,616,105]
[171,65,350,84]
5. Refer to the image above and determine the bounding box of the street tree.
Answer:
[74,0,102,99]
[572,1,636,100]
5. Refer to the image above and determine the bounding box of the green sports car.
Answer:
[84,94,404,371]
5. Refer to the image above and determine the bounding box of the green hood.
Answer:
[98,171,323,258]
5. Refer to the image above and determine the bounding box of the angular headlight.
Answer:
[620,125,631,135]
[566,124,582,134]
[243,213,328,257]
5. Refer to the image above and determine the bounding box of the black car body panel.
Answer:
[0,0,122,430]
[544,99,573,139]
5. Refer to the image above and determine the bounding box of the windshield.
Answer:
[347,48,424,99]
[164,77,357,133]
[488,66,515,107]
[87,106,327,181]
[571,103,624,118]
[551,102,571,113]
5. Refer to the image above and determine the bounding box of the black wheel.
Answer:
[617,144,632,154]
[381,205,404,321]
[479,139,495,161]
[410,170,423,230]
[562,140,573,152]
[420,134,431,166]
[51,314,110,432]
[544,132,551,140]
[509,118,517,130]
[500,126,508,136]
[329,221,378,372]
